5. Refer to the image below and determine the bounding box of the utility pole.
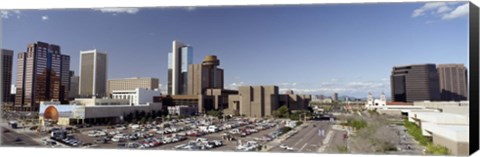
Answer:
[304,112,307,122]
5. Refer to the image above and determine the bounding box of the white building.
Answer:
[413,101,469,115]
[365,92,386,109]
[39,96,163,126]
[111,88,160,106]
[407,110,469,155]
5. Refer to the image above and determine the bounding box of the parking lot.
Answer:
[41,116,293,151]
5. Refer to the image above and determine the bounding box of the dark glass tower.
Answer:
[391,64,440,102]
[15,41,70,111]
[1,49,13,103]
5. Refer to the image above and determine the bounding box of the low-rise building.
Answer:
[167,105,197,116]
[407,110,469,155]
[38,96,162,126]
[413,101,469,115]
[224,86,311,117]
[111,88,161,106]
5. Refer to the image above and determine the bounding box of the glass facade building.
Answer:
[1,49,13,103]
[15,41,70,111]
[390,64,440,102]
[167,41,193,95]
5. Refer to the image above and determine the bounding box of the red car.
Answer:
[2,128,10,133]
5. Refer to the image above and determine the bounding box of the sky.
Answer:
[1,2,470,98]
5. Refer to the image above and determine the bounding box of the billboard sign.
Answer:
[39,103,85,119]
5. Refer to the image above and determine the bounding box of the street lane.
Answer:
[1,126,41,147]
[269,120,330,152]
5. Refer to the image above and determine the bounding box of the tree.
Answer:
[207,110,224,119]
[273,105,290,118]
[159,95,174,115]
[134,110,140,120]
[140,117,147,124]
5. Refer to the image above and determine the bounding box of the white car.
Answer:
[196,138,208,142]
[280,144,288,149]
[286,146,294,151]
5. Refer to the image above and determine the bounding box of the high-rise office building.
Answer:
[69,71,79,99]
[108,77,159,94]
[437,64,468,101]
[79,49,108,98]
[15,42,70,111]
[390,64,441,102]
[332,92,338,101]
[188,55,224,95]
[1,49,13,103]
[167,40,192,95]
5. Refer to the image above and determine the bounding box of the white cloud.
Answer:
[1,10,21,19]
[186,6,196,12]
[158,84,167,95]
[442,3,469,20]
[41,15,48,21]
[412,2,468,21]
[277,79,390,97]
[94,8,139,14]
[225,82,245,90]
[436,6,452,14]
[412,2,447,17]
[226,79,389,97]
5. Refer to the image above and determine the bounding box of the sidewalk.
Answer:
[331,124,353,135]
[317,130,335,152]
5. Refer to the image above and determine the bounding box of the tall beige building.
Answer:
[225,85,311,118]
[108,77,159,94]
[437,64,468,101]
[79,49,108,98]
[187,55,224,95]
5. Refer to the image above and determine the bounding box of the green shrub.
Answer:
[336,146,348,153]
[296,121,303,126]
[404,119,450,155]
[426,143,450,155]
[342,118,368,130]
[279,127,292,134]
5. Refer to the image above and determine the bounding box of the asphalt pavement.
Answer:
[1,126,41,147]
[269,121,331,153]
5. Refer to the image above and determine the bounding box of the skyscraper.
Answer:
[15,42,70,111]
[437,64,468,101]
[79,49,108,98]
[69,71,79,99]
[332,92,338,101]
[1,49,13,103]
[188,55,224,95]
[391,64,440,102]
[168,40,193,95]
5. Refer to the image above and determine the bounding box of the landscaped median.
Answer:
[403,119,449,155]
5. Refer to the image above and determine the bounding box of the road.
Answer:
[1,126,41,147]
[269,120,330,153]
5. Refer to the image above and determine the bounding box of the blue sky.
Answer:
[1,2,469,98]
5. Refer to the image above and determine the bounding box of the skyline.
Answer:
[1,2,469,98]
